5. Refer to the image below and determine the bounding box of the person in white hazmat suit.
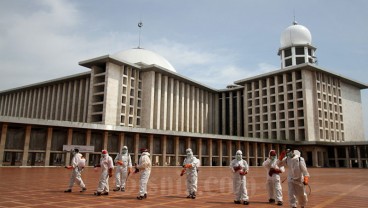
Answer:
[278,146,310,208]
[94,150,114,196]
[113,146,132,192]
[230,150,249,205]
[64,148,87,193]
[136,148,152,200]
[182,148,200,199]
[262,150,285,206]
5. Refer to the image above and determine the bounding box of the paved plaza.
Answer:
[0,167,367,207]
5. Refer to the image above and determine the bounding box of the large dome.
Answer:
[280,22,312,48]
[113,48,176,72]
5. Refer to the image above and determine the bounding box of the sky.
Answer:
[0,0,367,138]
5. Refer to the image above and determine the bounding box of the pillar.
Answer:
[218,140,223,166]
[261,143,266,162]
[345,147,350,168]
[0,124,8,166]
[149,134,154,160]
[208,139,213,166]
[85,129,91,165]
[357,146,362,168]
[103,131,108,150]
[65,128,73,166]
[134,133,140,163]
[118,132,125,152]
[254,143,258,166]
[21,125,32,166]
[174,136,179,166]
[186,137,191,149]
[227,140,232,165]
[162,135,167,166]
[244,141,250,164]
[198,138,202,166]
[44,127,52,166]
[313,148,318,167]
[334,147,339,168]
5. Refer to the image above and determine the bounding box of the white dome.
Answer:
[113,48,176,72]
[280,22,312,48]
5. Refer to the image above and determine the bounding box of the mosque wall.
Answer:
[340,82,365,142]
[0,74,90,123]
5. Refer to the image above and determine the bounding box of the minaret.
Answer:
[278,21,317,69]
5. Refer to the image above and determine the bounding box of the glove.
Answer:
[239,171,247,176]
[233,165,241,172]
[184,164,192,168]
[279,151,286,160]
[65,166,73,170]
[134,168,140,173]
[116,160,123,165]
[303,176,309,185]
[108,168,113,178]
[180,169,186,176]
[268,168,275,177]
[274,169,282,174]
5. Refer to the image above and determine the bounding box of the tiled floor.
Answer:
[0,166,367,207]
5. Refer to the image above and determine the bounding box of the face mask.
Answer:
[287,152,294,158]
[236,154,242,160]
[102,154,107,158]
[186,152,193,158]
[122,149,127,154]
[271,156,276,160]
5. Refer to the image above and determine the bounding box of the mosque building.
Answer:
[0,21,367,168]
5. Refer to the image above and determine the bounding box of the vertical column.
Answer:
[162,76,168,130]
[44,127,53,166]
[254,142,258,166]
[218,140,223,166]
[21,125,32,166]
[162,135,167,166]
[276,144,280,155]
[156,74,162,129]
[237,91,242,136]
[174,136,179,166]
[208,139,213,166]
[103,131,108,150]
[85,129,91,164]
[118,132,125,152]
[229,91,233,135]
[198,138,202,165]
[261,143,266,162]
[227,140,232,165]
[0,124,8,166]
[149,135,154,162]
[222,93,226,134]
[345,147,350,168]
[236,141,241,151]
[134,133,140,163]
[313,148,318,167]
[357,146,362,168]
[244,142,250,165]
[65,128,73,166]
[186,137,191,149]
[334,147,339,168]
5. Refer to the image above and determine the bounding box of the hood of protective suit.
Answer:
[186,148,193,159]
[141,152,150,157]
[122,146,128,155]
[235,150,242,161]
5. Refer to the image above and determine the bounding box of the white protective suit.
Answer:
[114,146,132,191]
[230,150,249,204]
[278,150,310,208]
[67,151,86,191]
[262,150,284,203]
[137,151,152,198]
[96,151,114,194]
[182,148,200,198]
